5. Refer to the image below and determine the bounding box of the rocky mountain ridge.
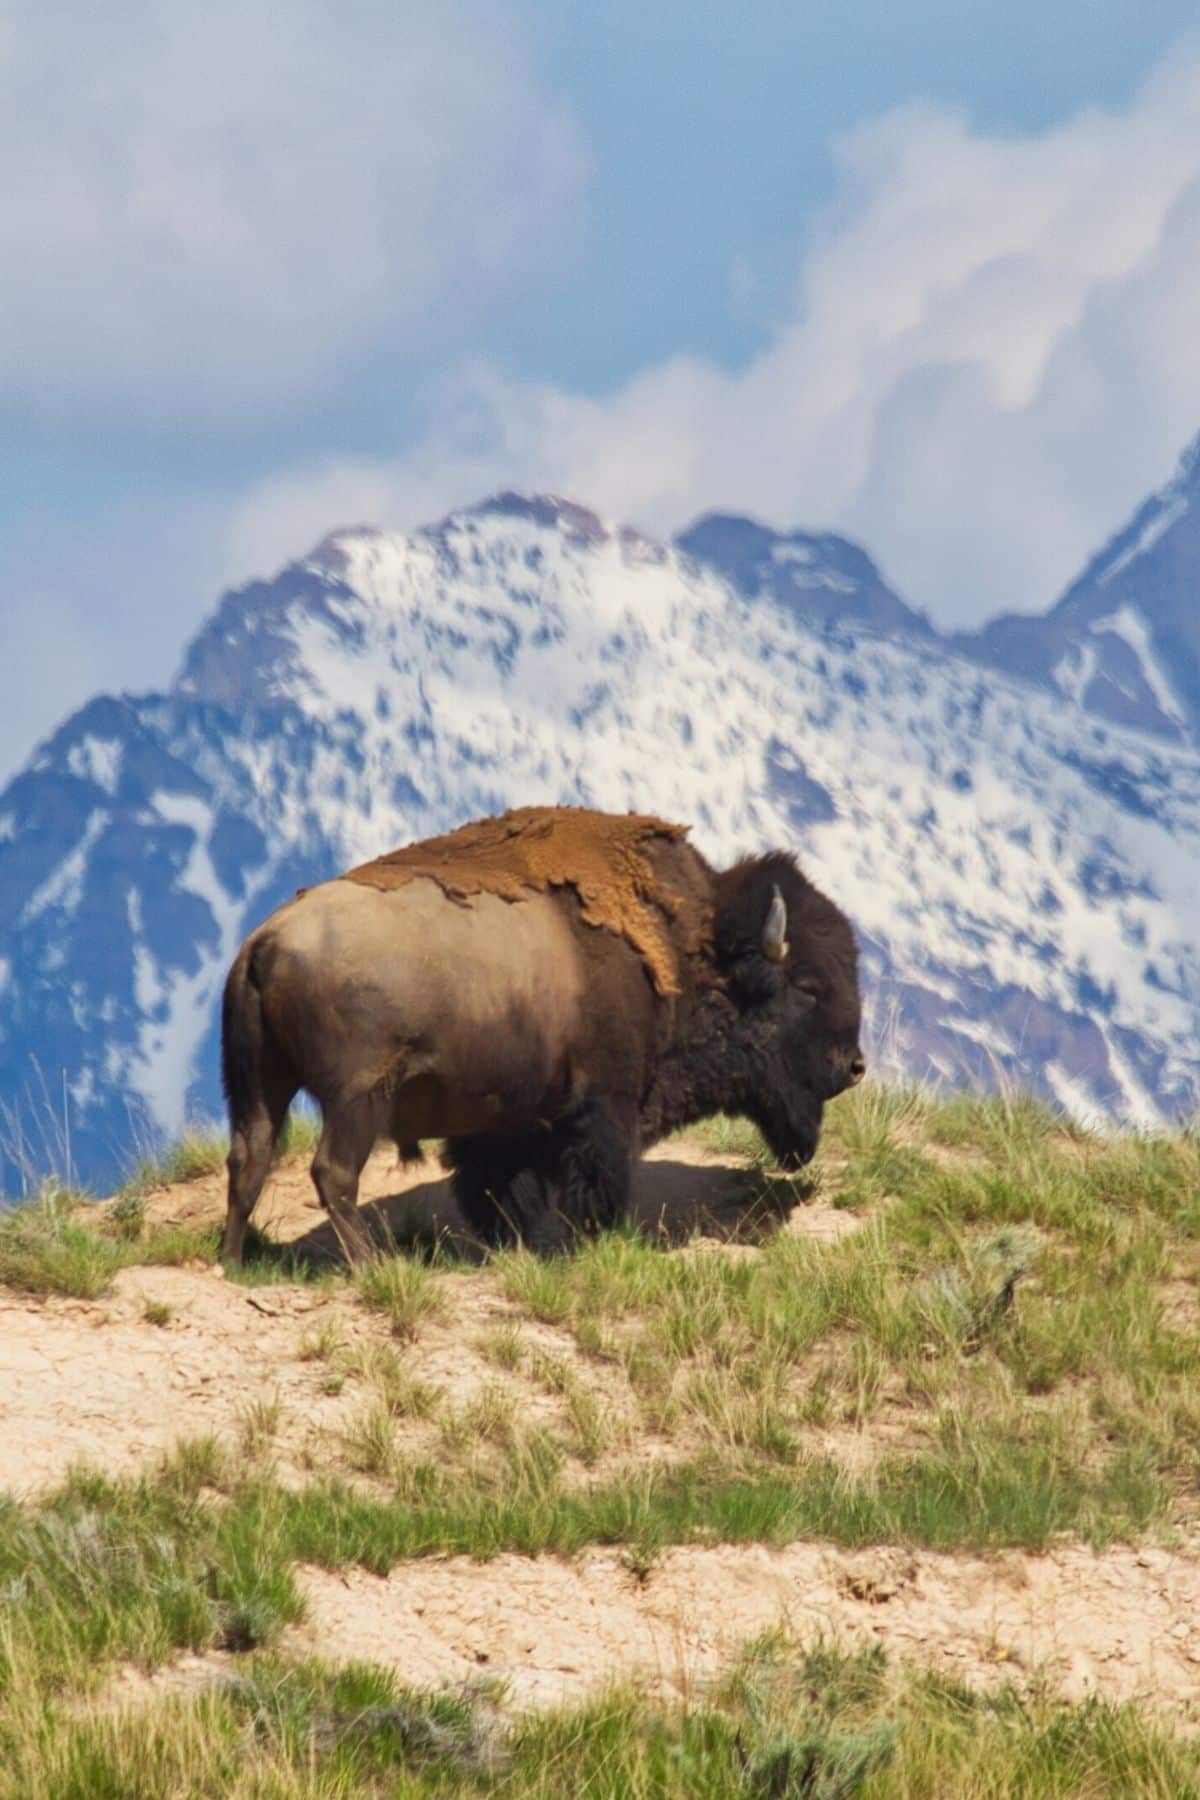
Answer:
[958,433,1200,745]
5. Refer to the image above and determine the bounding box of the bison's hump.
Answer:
[340,805,703,997]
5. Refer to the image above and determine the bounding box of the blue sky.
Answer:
[540,1,1199,383]
[3,0,1200,780]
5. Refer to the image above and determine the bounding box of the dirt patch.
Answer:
[5,1138,863,1501]
[90,1536,1200,1722]
[0,1265,351,1496]
[282,1539,1200,1712]
[1160,1274,1199,1331]
[0,1260,626,1498]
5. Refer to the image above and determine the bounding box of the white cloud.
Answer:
[0,0,587,432]
[227,42,1200,624]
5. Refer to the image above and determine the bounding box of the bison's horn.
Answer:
[763,885,789,962]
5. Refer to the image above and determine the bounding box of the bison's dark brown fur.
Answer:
[219,806,863,1263]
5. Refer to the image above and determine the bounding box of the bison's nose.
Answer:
[847,1053,866,1087]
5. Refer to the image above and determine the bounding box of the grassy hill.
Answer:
[1,1088,1198,1795]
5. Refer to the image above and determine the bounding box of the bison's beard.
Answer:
[753,1091,825,1171]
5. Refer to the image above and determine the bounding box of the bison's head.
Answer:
[713,852,863,1168]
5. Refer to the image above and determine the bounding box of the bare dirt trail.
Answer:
[289,1537,1200,1711]
[109,1539,1200,1718]
[0,1258,407,1497]
[8,1143,1200,1717]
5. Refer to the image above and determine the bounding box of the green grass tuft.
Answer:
[116,1104,323,1205]
[277,1107,323,1159]
[354,1255,442,1339]
[0,1187,126,1297]
[691,1113,774,1164]
[120,1125,229,1199]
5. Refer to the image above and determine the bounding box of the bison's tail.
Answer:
[220,940,267,1131]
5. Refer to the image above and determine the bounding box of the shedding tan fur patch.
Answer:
[339,806,694,996]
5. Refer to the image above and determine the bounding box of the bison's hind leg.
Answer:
[222,1067,297,1264]
[553,1097,634,1236]
[312,1093,383,1266]
[220,945,299,1264]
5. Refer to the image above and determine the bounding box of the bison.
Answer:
[219,806,864,1263]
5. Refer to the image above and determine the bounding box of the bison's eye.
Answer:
[793,977,819,1018]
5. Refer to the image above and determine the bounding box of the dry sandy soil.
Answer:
[1,1143,856,1497]
[287,1537,1200,1710]
[8,1142,1200,1717]
[102,1538,1200,1718]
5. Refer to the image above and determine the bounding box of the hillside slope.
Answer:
[4,1093,1200,1753]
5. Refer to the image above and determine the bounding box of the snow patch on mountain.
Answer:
[1051,643,1098,707]
[124,790,285,1138]
[1090,607,1188,731]
[20,811,109,927]
[769,541,856,593]
[1098,491,1190,586]
[66,736,124,796]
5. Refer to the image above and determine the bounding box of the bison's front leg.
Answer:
[446,1134,547,1247]
[449,1099,635,1247]
[552,1096,634,1235]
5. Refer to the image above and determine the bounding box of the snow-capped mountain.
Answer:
[962,433,1200,745]
[2,487,1199,1191]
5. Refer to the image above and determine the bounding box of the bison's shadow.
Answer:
[282,1155,815,1266]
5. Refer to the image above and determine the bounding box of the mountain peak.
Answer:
[304,525,387,576]
[675,512,933,641]
[1067,432,1199,602]
[962,431,1200,744]
[458,492,610,545]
